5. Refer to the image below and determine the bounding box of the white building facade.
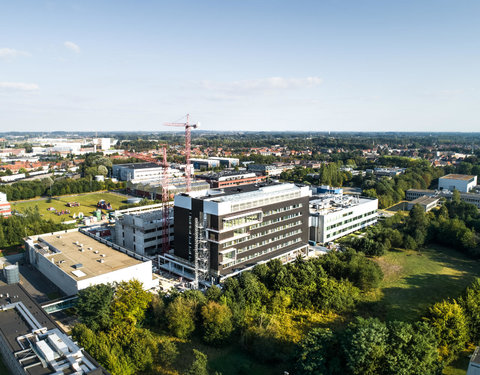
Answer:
[438,174,477,193]
[309,195,378,244]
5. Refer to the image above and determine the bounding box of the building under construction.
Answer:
[126,177,210,200]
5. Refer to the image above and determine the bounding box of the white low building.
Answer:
[438,174,477,193]
[309,194,378,244]
[25,229,158,296]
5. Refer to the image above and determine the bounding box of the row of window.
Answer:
[325,217,377,239]
[223,212,302,247]
[263,203,303,217]
[223,213,261,229]
[230,191,302,213]
[326,211,377,230]
[237,229,303,254]
[223,220,303,249]
[223,237,303,269]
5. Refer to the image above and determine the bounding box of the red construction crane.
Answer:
[164,114,199,192]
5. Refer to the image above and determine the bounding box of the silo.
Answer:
[4,264,20,284]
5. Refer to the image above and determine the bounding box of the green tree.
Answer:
[384,321,442,375]
[186,349,209,375]
[424,300,468,364]
[165,297,196,338]
[296,328,343,375]
[158,339,179,367]
[342,318,388,375]
[461,278,480,343]
[111,280,152,327]
[76,284,114,331]
[200,301,233,344]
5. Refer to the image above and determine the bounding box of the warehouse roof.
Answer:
[30,231,142,281]
[440,174,476,181]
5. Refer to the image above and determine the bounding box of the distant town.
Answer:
[1,131,480,375]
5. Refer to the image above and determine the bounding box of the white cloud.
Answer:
[0,82,39,91]
[200,76,323,95]
[0,48,30,60]
[64,41,80,53]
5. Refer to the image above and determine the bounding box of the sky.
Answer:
[1,0,479,133]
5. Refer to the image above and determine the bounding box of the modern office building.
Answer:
[172,183,311,279]
[196,171,266,188]
[208,157,240,168]
[0,283,107,375]
[190,158,220,170]
[309,194,378,244]
[0,192,11,217]
[114,206,173,256]
[112,162,183,182]
[24,229,158,296]
[438,174,477,193]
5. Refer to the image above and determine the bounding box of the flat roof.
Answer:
[192,183,306,203]
[33,231,142,281]
[0,284,106,374]
[410,195,439,205]
[115,162,160,169]
[310,195,376,215]
[440,174,476,181]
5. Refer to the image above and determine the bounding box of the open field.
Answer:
[368,246,480,322]
[10,192,127,223]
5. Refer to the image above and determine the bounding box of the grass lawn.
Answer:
[11,191,127,223]
[368,246,480,322]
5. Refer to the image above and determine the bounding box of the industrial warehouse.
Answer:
[24,229,158,296]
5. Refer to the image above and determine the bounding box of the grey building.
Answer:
[173,183,311,279]
[115,207,173,256]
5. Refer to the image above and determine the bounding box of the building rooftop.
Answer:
[0,283,106,374]
[440,174,476,181]
[196,171,258,181]
[29,231,142,281]
[410,195,440,205]
[310,194,376,215]
[115,162,160,169]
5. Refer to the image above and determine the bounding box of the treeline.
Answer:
[345,191,479,257]
[280,163,351,187]
[362,159,443,208]
[296,277,480,374]
[73,254,383,374]
[0,177,124,201]
[0,207,73,247]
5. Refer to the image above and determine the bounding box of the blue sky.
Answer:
[1,0,479,132]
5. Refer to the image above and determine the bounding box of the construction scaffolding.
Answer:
[193,215,210,289]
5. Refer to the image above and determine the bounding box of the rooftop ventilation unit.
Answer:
[94,250,99,254]
[72,263,83,269]
[98,259,105,263]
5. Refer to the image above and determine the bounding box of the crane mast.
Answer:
[164,114,199,192]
